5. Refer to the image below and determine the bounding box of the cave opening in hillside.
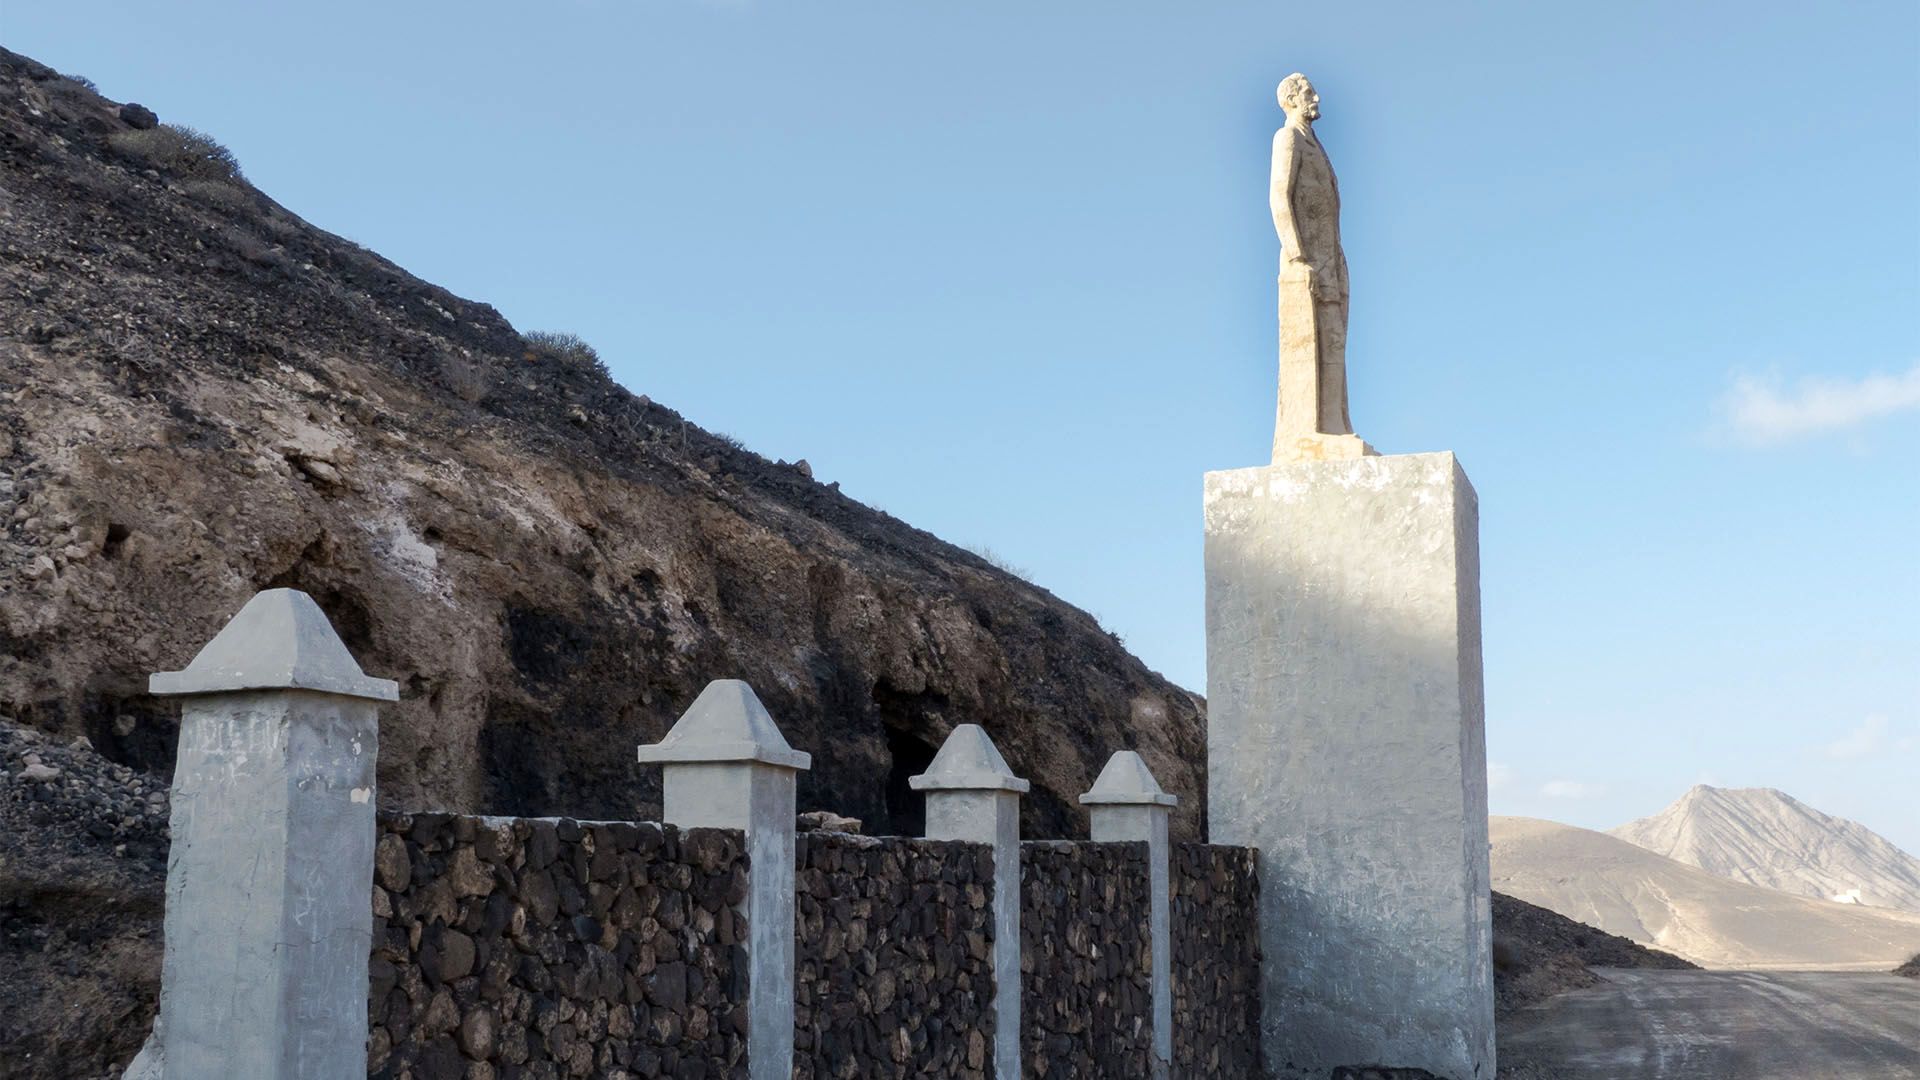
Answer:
[884,725,938,837]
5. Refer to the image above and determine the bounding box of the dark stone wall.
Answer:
[365,817,1255,1080]
[793,832,997,1080]
[1018,840,1153,1079]
[370,812,749,1080]
[1171,843,1260,1078]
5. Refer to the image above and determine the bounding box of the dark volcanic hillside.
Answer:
[0,49,1206,841]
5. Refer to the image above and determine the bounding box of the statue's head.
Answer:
[1278,73,1319,121]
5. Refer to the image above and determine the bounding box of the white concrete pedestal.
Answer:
[1204,452,1494,1080]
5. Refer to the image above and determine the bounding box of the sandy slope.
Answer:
[1490,816,1920,969]
[1608,785,1920,913]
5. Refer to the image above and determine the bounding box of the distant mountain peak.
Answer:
[1680,784,1794,803]
[1608,788,1920,914]
[1491,816,1920,969]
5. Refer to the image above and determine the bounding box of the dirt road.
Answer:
[1498,969,1920,1079]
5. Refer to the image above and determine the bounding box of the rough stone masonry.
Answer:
[792,831,996,1079]
[1169,842,1262,1078]
[370,813,749,1080]
[1019,840,1155,1079]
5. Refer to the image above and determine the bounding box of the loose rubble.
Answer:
[0,718,169,1079]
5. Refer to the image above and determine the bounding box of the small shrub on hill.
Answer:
[964,543,1032,583]
[61,73,99,93]
[1896,953,1919,979]
[523,330,607,377]
[108,124,243,185]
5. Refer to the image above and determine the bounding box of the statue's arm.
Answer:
[1270,129,1306,265]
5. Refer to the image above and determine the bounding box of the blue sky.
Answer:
[11,1,1917,853]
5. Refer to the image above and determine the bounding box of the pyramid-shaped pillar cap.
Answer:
[636,679,811,770]
[149,588,399,701]
[909,724,1030,793]
[1079,750,1177,807]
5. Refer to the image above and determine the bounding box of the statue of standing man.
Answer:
[1271,73,1373,463]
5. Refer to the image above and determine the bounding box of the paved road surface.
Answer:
[1499,969,1920,1079]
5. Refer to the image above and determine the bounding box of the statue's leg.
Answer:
[1317,298,1352,435]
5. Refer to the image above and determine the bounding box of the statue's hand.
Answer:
[1306,265,1344,301]
[1286,261,1335,300]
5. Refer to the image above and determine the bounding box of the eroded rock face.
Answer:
[0,47,1207,844]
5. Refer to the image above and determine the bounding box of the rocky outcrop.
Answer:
[0,47,1206,847]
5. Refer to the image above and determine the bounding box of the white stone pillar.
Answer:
[146,588,398,1080]
[1204,452,1494,1080]
[636,679,810,1080]
[1080,751,1177,1080]
[911,725,1028,1080]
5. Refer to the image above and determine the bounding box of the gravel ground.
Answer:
[1499,969,1920,1079]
